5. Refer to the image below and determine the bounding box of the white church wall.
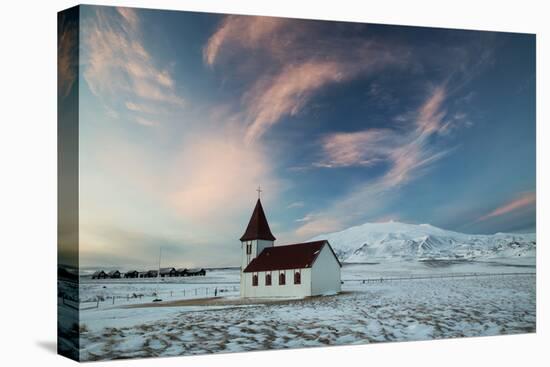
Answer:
[241,268,311,298]
[240,239,275,297]
[311,243,341,296]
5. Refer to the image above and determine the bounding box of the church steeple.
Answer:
[240,198,276,241]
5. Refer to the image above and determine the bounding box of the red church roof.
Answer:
[243,240,341,273]
[240,199,276,242]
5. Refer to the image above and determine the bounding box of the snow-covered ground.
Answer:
[73,260,536,361]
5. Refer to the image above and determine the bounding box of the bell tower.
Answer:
[240,186,276,270]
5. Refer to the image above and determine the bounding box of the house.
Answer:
[138,271,149,278]
[146,270,158,278]
[176,268,187,276]
[92,270,107,279]
[108,270,121,279]
[159,267,177,277]
[240,198,341,299]
[186,268,206,276]
[124,270,139,278]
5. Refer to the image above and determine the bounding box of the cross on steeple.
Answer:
[256,185,262,199]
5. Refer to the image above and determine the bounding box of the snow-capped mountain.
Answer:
[309,221,536,262]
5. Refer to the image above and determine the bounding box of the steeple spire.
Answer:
[240,197,276,242]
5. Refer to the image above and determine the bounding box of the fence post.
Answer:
[112,297,115,305]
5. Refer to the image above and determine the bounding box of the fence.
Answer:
[67,272,535,309]
[75,285,241,308]
[345,271,535,284]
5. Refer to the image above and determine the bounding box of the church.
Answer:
[239,196,342,299]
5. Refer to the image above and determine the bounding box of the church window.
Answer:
[246,242,252,255]
[252,274,258,286]
[279,272,286,285]
[294,271,301,285]
[265,273,272,286]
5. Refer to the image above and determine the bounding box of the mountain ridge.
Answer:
[309,221,536,262]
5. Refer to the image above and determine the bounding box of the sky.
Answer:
[59,6,536,268]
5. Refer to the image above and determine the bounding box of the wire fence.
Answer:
[69,285,240,310]
[345,271,535,283]
[62,272,535,310]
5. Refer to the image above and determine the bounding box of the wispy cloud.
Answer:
[83,7,184,125]
[205,15,406,144]
[478,192,536,222]
[296,85,456,238]
[204,15,288,66]
[243,61,349,143]
[316,129,403,168]
[58,13,78,97]
[287,201,305,209]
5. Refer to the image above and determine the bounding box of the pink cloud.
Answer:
[416,86,447,135]
[83,8,183,125]
[205,15,406,144]
[316,86,451,184]
[295,86,454,239]
[243,61,348,144]
[478,192,536,222]
[204,15,288,66]
[58,15,77,97]
[317,129,401,168]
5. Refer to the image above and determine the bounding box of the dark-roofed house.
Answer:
[92,270,107,279]
[124,270,139,278]
[108,270,121,279]
[159,267,177,277]
[186,268,206,276]
[240,197,341,298]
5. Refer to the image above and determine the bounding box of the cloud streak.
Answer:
[204,15,288,66]
[478,192,536,222]
[83,7,184,126]
[205,15,406,144]
[58,13,78,97]
[296,85,455,238]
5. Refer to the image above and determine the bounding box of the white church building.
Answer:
[239,197,341,299]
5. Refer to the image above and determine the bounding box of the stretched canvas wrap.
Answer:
[57,4,536,362]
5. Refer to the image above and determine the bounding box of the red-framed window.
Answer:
[294,271,301,285]
[265,273,272,286]
[279,272,286,285]
[252,274,258,286]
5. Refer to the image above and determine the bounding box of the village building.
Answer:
[124,270,139,278]
[240,196,341,299]
[159,267,177,277]
[92,270,107,279]
[108,270,121,279]
[186,268,206,276]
